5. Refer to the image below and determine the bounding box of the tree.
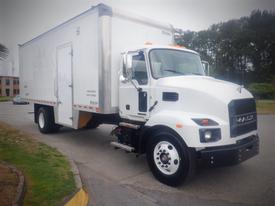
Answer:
[0,43,9,61]
[175,10,275,85]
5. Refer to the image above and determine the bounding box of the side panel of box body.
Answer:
[19,9,101,113]
[72,11,100,112]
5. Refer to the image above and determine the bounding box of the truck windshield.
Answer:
[149,49,205,79]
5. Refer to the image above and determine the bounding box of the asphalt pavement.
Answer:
[0,101,274,206]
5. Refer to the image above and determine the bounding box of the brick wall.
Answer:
[0,76,20,97]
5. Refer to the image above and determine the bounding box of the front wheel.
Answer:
[146,130,195,186]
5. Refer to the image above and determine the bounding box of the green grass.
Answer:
[0,123,76,206]
[0,96,11,102]
[256,100,275,114]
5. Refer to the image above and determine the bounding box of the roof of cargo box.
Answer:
[19,3,174,47]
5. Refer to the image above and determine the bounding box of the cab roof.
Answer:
[129,45,199,55]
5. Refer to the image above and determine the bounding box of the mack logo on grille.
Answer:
[236,114,255,124]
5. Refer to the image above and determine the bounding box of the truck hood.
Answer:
[155,75,253,103]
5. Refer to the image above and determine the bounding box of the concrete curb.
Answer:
[0,161,26,206]
[12,165,26,206]
[60,159,89,206]
[64,188,89,206]
[69,159,83,189]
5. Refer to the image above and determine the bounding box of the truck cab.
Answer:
[116,45,259,186]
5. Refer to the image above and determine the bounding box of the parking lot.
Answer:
[0,101,274,206]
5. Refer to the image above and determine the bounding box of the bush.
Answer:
[0,96,11,102]
[248,83,275,99]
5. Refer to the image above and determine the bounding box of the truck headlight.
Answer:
[204,130,212,140]
[200,128,221,143]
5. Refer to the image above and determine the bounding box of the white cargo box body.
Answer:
[19,4,174,115]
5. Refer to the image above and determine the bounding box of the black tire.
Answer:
[37,107,60,134]
[84,119,100,129]
[146,130,196,186]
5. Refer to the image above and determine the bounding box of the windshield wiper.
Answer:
[187,72,202,76]
[163,69,186,75]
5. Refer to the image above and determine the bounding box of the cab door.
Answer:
[119,51,150,122]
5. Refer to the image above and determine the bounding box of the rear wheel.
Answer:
[37,107,60,133]
[146,130,195,186]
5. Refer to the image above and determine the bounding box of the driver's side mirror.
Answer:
[123,52,138,80]
[121,52,144,92]
[125,54,133,79]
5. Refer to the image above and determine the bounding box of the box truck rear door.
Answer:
[56,43,73,127]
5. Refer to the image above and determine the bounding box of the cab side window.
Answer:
[132,53,148,85]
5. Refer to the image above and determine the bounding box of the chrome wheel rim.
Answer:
[38,112,45,129]
[153,141,180,175]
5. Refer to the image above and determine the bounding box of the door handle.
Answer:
[58,101,62,105]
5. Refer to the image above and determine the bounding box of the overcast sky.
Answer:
[0,0,275,76]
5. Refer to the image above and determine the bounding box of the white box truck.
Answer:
[19,3,259,186]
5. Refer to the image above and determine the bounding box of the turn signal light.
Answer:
[144,42,153,45]
[192,118,219,126]
[176,123,183,128]
[169,44,185,48]
[174,45,184,48]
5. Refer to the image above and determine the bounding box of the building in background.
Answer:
[0,49,19,97]
[0,76,19,97]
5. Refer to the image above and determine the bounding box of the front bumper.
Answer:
[199,135,259,166]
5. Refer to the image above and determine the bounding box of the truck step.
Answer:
[110,141,135,152]
[119,122,140,130]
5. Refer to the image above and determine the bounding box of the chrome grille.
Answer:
[228,98,257,137]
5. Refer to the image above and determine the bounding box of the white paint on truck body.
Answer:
[19,8,101,114]
[145,72,256,148]
[19,4,174,117]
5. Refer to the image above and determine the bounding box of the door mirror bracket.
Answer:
[130,79,142,92]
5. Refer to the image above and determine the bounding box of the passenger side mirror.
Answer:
[202,61,210,76]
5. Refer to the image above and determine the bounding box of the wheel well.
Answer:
[34,104,54,123]
[139,125,187,154]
